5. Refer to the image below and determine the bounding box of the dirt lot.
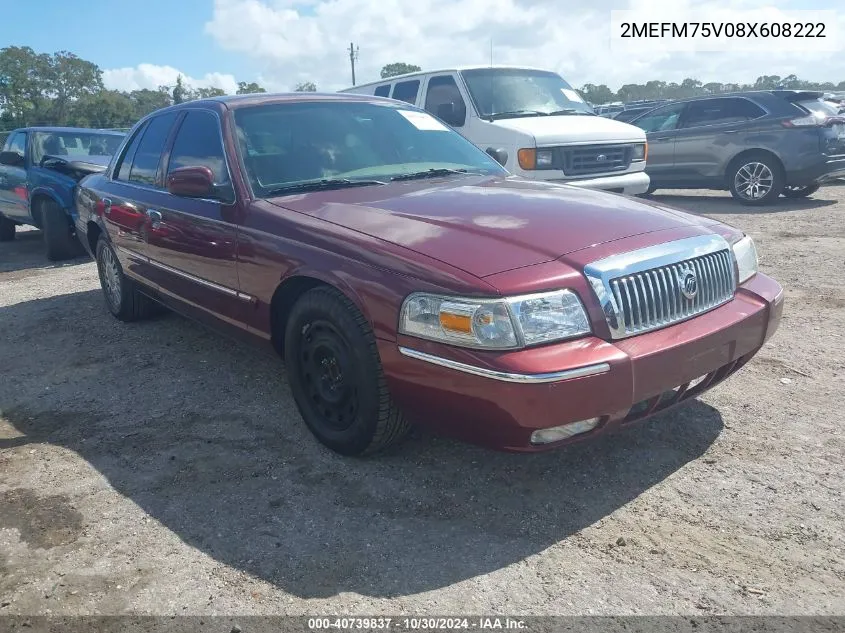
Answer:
[1,186,844,617]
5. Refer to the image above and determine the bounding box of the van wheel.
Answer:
[0,216,15,241]
[95,236,157,321]
[782,184,820,199]
[728,154,784,205]
[284,286,410,456]
[40,198,83,261]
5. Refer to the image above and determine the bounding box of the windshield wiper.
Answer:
[390,168,480,182]
[548,108,594,116]
[487,110,550,120]
[264,178,386,196]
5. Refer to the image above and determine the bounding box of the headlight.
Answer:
[732,235,758,284]
[399,290,591,350]
[516,148,554,170]
[631,143,647,161]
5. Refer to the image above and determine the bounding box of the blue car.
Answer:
[0,127,125,260]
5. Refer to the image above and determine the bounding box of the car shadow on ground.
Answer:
[0,229,90,275]
[0,290,724,599]
[646,185,842,215]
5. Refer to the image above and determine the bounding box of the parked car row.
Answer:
[626,90,845,204]
[60,92,784,456]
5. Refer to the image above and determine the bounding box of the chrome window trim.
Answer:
[584,234,737,340]
[115,245,253,303]
[398,346,610,384]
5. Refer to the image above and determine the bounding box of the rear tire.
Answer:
[728,153,784,206]
[782,184,820,199]
[284,286,410,456]
[40,198,84,261]
[0,216,15,241]
[95,236,158,322]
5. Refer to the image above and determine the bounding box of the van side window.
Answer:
[392,80,420,105]
[374,85,391,98]
[424,75,467,127]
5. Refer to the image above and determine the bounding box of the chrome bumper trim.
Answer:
[398,347,610,384]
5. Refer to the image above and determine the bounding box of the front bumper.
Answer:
[381,272,783,452]
[543,169,650,195]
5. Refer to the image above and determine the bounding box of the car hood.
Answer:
[490,114,646,144]
[270,176,722,278]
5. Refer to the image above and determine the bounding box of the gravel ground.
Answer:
[1,186,844,617]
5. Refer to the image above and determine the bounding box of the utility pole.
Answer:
[348,42,360,86]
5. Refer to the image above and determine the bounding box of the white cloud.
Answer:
[202,0,845,92]
[103,63,239,94]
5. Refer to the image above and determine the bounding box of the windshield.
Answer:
[459,68,595,119]
[233,101,506,197]
[32,131,124,164]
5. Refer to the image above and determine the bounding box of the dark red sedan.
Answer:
[74,93,784,455]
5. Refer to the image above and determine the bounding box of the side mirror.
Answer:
[436,102,464,127]
[0,151,24,167]
[485,147,508,167]
[166,166,215,198]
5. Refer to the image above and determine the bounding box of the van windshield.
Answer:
[460,68,596,119]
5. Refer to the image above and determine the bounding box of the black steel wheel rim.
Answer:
[298,319,358,431]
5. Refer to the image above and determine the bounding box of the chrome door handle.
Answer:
[146,209,163,228]
[102,197,112,215]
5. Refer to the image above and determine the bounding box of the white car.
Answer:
[340,66,650,196]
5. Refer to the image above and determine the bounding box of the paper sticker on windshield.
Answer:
[398,110,449,131]
[561,88,584,103]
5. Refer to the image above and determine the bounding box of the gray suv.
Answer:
[628,91,845,205]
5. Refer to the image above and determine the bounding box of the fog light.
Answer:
[530,417,600,445]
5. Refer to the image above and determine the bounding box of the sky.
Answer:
[1,0,843,94]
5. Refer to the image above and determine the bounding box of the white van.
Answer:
[340,66,650,195]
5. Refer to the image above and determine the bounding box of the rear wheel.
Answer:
[40,198,84,260]
[284,286,410,456]
[782,184,820,199]
[95,236,158,321]
[0,216,15,242]
[728,154,784,205]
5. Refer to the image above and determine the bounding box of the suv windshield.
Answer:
[32,131,124,164]
[233,101,506,197]
[460,68,595,119]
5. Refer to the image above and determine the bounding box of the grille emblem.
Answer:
[596,154,608,162]
[679,268,698,300]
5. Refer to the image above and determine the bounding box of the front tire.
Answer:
[0,216,15,242]
[782,184,820,199]
[40,198,84,261]
[728,154,784,205]
[95,236,157,322]
[284,286,410,456]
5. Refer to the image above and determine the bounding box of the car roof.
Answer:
[664,90,824,105]
[343,65,562,89]
[146,92,403,114]
[18,126,125,135]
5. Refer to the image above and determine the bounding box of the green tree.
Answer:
[194,86,227,99]
[44,50,103,124]
[128,88,172,119]
[68,90,134,128]
[0,46,52,125]
[579,83,616,104]
[172,75,189,104]
[237,81,266,94]
[295,81,317,92]
[380,63,421,79]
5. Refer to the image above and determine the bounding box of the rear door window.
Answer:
[391,80,420,105]
[128,112,178,187]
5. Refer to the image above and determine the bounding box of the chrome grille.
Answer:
[583,235,738,341]
[610,250,735,336]
[557,144,632,176]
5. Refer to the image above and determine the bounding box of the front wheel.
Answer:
[782,184,820,199]
[0,216,15,242]
[284,286,410,456]
[728,155,784,205]
[95,236,158,321]
[40,198,84,261]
